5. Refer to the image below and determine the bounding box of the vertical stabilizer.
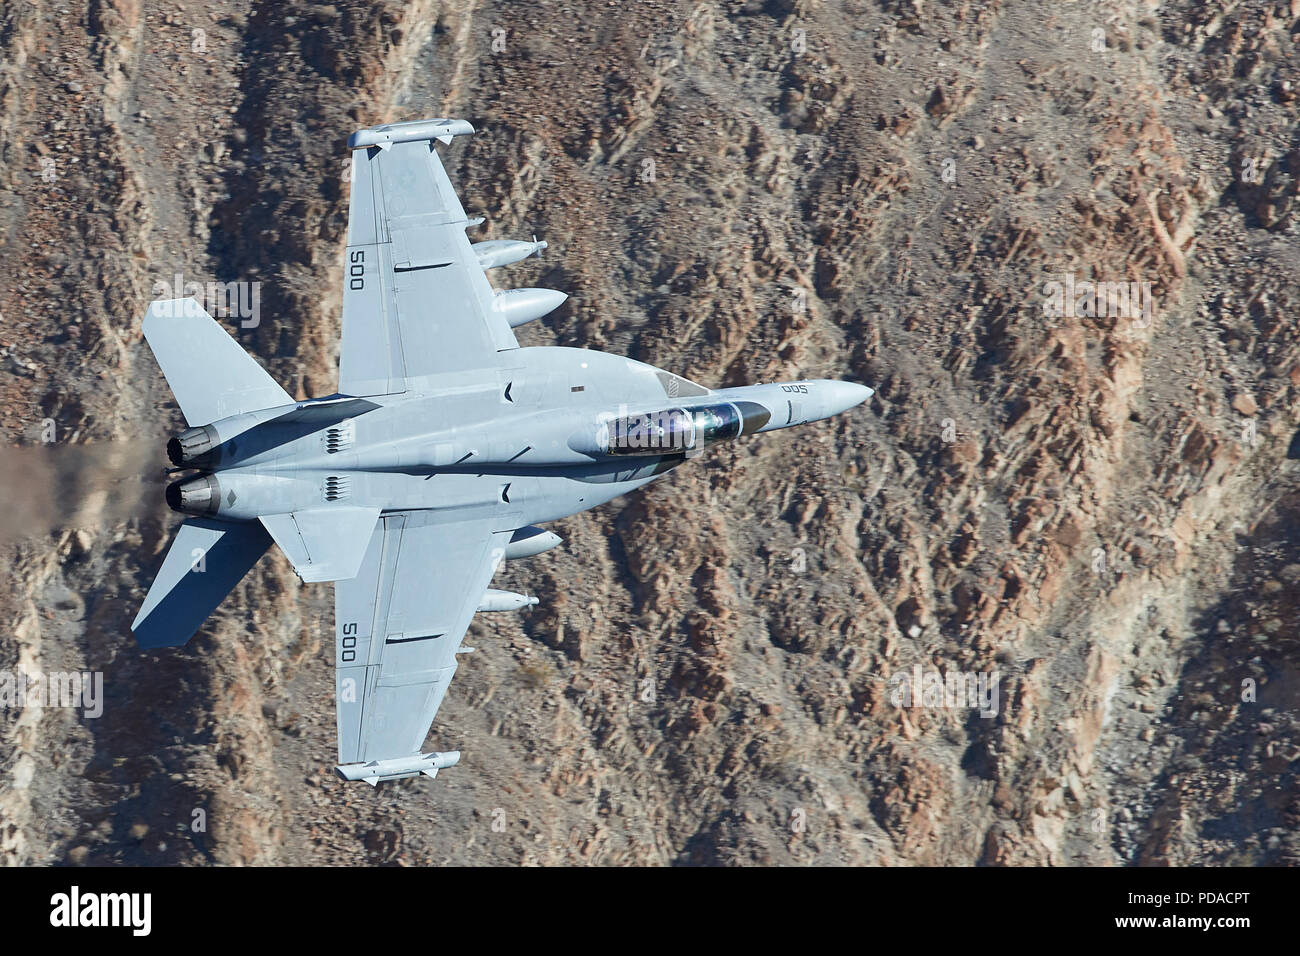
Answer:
[141,299,292,426]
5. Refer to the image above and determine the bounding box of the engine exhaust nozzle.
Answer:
[165,473,221,515]
[167,424,220,468]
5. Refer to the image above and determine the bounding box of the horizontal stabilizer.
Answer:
[142,299,292,427]
[260,507,381,583]
[132,518,273,649]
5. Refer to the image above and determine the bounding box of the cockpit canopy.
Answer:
[603,403,742,456]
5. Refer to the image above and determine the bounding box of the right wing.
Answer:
[333,510,511,785]
[339,119,518,396]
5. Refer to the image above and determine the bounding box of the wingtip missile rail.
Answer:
[335,751,462,786]
[347,118,475,151]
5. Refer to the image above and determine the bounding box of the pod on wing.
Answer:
[478,589,539,612]
[505,526,563,559]
[474,238,547,270]
[492,288,567,328]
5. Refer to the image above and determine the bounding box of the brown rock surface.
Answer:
[1,0,1298,865]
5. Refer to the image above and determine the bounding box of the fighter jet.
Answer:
[133,118,872,786]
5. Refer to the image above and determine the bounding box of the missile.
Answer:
[335,750,461,786]
[478,589,538,612]
[505,526,563,559]
[474,237,548,270]
[492,288,567,328]
[347,118,474,150]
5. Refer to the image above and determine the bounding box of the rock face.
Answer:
[1,0,1298,866]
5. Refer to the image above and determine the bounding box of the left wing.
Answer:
[333,510,511,785]
[339,119,518,396]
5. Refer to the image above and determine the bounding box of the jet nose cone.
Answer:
[822,380,874,417]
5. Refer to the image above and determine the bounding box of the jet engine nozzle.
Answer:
[165,473,221,515]
[167,424,220,467]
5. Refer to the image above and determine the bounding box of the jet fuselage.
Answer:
[165,346,870,530]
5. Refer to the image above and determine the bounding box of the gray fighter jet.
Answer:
[133,118,872,786]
